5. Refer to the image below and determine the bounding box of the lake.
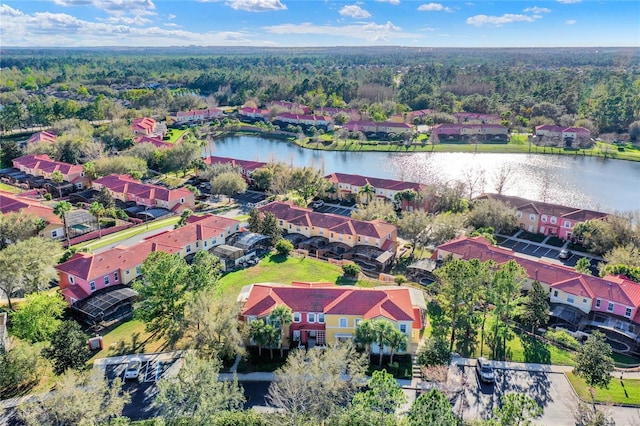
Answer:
[205,135,640,213]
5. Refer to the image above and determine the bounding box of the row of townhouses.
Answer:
[12,154,88,190]
[432,123,510,141]
[0,190,65,240]
[435,236,640,353]
[535,125,592,142]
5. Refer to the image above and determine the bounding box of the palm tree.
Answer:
[359,183,375,205]
[82,162,97,186]
[89,201,106,238]
[269,305,293,357]
[386,328,408,365]
[249,319,269,357]
[51,170,64,199]
[54,201,72,247]
[355,319,376,358]
[372,319,395,366]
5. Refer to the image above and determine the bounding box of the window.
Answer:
[196,241,199,248]
[126,269,130,275]
[567,295,574,304]
[114,272,119,282]
[186,244,191,253]
[51,230,58,238]
[136,266,142,275]
[104,275,110,286]
[90,281,96,292]
[564,221,571,228]
[607,302,614,312]
[583,298,588,304]
[339,318,348,328]
[204,240,208,247]
[354,318,362,328]
[293,312,301,323]
[69,275,75,284]
[550,217,557,224]
[180,197,185,203]
[596,298,601,308]
[399,324,407,334]
[553,290,558,297]
[541,215,547,222]
[625,307,632,318]
[529,214,536,221]
[516,211,522,218]
[307,313,316,323]
[318,313,325,323]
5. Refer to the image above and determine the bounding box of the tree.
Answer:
[96,186,116,209]
[251,167,274,192]
[248,319,277,357]
[468,198,517,234]
[18,369,129,426]
[51,170,65,199]
[82,161,97,184]
[416,336,451,367]
[492,164,515,195]
[397,211,430,256]
[175,208,193,228]
[184,289,245,361]
[0,341,42,398]
[386,327,408,365]
[275,238,294,256]
[351,199,397,223]
[573,401,615,426]
[351,370,406,424]
[520,280,550,333]
[629,120,640,142]
[408,388,458,426]
[371,319,396,366]
[291,166,328,205]
[89,201,107,238]
[491,260,527,360]
[359,183,375,205]
[491,392,543,426]
[355,319,376,357]
[269,305,294,357]
[267,344,367,424]
[94,155,147,177]
[575,257,593,275]
[248,210,283,242]
[0,212,47,249]
[0,237,61,310]
[155,351,245,425]
[54,200,72,247]
[342,263,361,278]
[574,331,615,390]
[43,320,91,375]
[420,212,467,248]
[10,292,66,343]
[165,141,201,176]
[210,171,248,203]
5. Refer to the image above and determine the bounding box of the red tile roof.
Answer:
[0,190,61,225]
[12,154,83,177]
[203,156,267,172]
[135,136,173,149]
[476,193,609,221]
[93,174,193,203]
[26,131,56,145]
[325,172,424,192]
[131,117,156,132]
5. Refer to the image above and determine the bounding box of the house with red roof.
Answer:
[175,108,223,123]
[131,117,158,136]
[134,135,175,149]
[433,123,509,141]
[55,214,239,317]
[476,194,609,240]
[434,236,640,352]
[92,174,195,212]
[203,156,267,183]
[267,101,311,114]
[12,154,88,190]
[258,201,397,270]
[239,282,426,353]
[343,120,414,135]
[324,172,433,212]
[535,125,591,145]
[454,112,502,125]
[238,107,269,122]
[0,190,65,240]
[25,131,56,146]
[273,113,334,131]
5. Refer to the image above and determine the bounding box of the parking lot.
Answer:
[104,358,180,384]
[497,238,599,274]
[314,204,353,217]
[232,191,268,206]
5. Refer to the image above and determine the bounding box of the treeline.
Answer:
[0,48,639,134]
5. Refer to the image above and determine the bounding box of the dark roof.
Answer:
[71,285,138,321]
[234,232,271,250]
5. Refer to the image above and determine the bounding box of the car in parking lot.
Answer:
[311,200,325,209]
[475,357,495,383]
[124,358,143,380]
[558,248,572,259]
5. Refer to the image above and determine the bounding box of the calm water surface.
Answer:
[205,136,640,212]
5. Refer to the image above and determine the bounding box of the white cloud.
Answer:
[227,0,287,12]
[0,4,24,17]
[339,5,371,19]
[53,0,93,6]
[164,22,179,27]
[418,3,452,12]
[102,15,151,25]
[566,19,576,24]
[523,6,551,14]
[168,13,176,19]
[264,21,411,43]
[466,13,539,26]
[376,0,401,5]
[557,0,581,3]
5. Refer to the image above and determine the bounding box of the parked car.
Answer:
[475,357,495,383]
[124,358,143,380]
[558,249,572,259]
[312,200,325,209]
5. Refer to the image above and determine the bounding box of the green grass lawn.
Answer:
[165,129,188,144]
[87,319,167,366]
[217,253,380,298]
[566,372,640,405]
[0,182,23,193]
[472,330,576,366]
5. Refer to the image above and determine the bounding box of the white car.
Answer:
[312,200,325,209]
[476,357,495,383]
[124,358,143,380]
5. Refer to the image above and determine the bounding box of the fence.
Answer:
[64,223,134,248]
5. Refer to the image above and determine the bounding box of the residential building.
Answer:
[273,113,334,131]
[0,190,65,240]
[434,236,640,352]
[324,172,432,211]
[454,112,502,125]
[25,131,56,146]
[389,109,434,124]
[267,101,311,114]
[175,108,224,123]
[343,121,413,135]
[131,117,158,136]
[12,154,88,190]
[134,135,175,149]
[239,282,426,353]
[92,174,195,212]
[432,123,509,141]
[476,193,609,240]
[203,156,267,183]
[238,106,269,122]
[535,125,592,145]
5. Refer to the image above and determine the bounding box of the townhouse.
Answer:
[454,112,502,125]
[343,120,414,135]
[238,106,270,122]
[203,156,267,183]
[434,236,640,352]
[324,172,433,211]
[273,113,334,131]
[0,190,65,240]
[25,131,56,146]
[55,214,239,323]
[476,193,609,240]
[239,282,426,353]
[131,117,158,136]
[12,154,88,190]
[92,174,195,212]
[432,123,509,141]
[267,101,311,114]
[535,125,592,146]
[174,108,224,123]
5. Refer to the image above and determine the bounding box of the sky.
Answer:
[1,1,639,48]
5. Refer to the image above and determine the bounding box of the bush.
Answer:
[544,328,581,351]
[417,336,451,367]
[342,263,361,278]
[44,193,52,201]
[274,239,294,256]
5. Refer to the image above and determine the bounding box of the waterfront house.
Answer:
[175,108,223,123]
[238,282,426,353]
[203,156,267,183]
